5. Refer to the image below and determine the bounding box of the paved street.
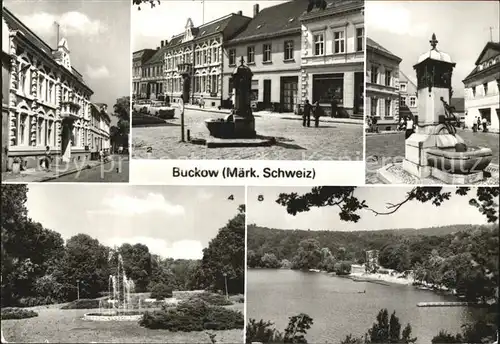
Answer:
[132,109,363,160]
[51,156,129,183]
[366,129,500,183]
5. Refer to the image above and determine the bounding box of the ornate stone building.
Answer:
[163,14,252,108]
[300,0,365,118]
[2,7,109,169]
[366,37,402,130]
[90,103,111,152]
[463,41,500,132]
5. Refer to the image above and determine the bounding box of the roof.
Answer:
[450,98,465,112]
[227,0,309,45]
[300,0,363,22]
[143,47,164,66]
[399,70,417,89]
[164,13,250,50]
[474,41,500,65]
[463,41,500,83]
[367,37,402,62]
[417,48,452,64]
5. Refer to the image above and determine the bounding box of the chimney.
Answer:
[161,40,164,48]
[253,4,259,17]
[237,10,242,16]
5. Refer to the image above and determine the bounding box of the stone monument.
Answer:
[401,33,492,184]
[205,57,256,138]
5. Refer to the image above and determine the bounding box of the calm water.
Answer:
[247,269,485,344]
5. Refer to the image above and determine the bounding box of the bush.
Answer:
[17,296,57,307]
[189,292,232,306]
[60,298,101,309]
[139,299,243,331]
[150,284,173,299]
[1,307,38,320]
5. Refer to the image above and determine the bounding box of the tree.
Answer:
[367,309,416,343]
[133,0,160,10]
[118,243,152,292]
[247,250,262,268]
[59,234,110,299]
[276,187,499,223]
[291,239,322,270]
[111,96,130,152]
[260,253,281,269]
[199,205,245,294]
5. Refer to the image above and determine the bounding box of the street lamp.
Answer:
[222,272,228,300]
[76,279,80,300]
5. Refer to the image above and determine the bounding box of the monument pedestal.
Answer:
[233,114,256,138]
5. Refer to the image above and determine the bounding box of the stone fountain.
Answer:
[379,33,493,184]
[83,251,142,321]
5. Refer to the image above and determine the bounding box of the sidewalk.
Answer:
[2,159,105,183]
[184,105,363,125]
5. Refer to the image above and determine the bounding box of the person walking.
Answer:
[482,117,488,132]
[330,97,338,118]
[314,101,322,127]
[472,116,478,132]
[43,146,52,171]
[477,117,482,131]
[303,99,312,127]
[405,116,415,139]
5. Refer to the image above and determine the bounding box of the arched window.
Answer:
[37,112,45,146]
[210,69,218,93]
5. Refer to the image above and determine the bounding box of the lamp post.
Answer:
[177,62,192,142]
[222,272,228,300]
[76,279,80,300]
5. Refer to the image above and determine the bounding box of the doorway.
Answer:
[263,80,271,105]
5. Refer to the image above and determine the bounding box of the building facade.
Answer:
[366,38,402,130]
[398,70,418,120]
[463,41,500,132]
[163,14,252,108]
[90,103,111,152]
[2,16,11,172]
[300,0,365,118]
[224,2,305,112]
[132,48,156,99]
[2,7,111,170]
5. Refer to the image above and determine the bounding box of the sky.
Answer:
[5,0,131,124]
[25,185,244,260]
[366,1,500,97]
[247,186,493,231]
[132,0,287,51]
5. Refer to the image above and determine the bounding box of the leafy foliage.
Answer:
[150,283,173,299]
[188,292,232,306]
[246,313,313,343]
[60,298,101,309]
[1,307,38,320]
[132,0,160,10]
[110,96,130,151]
[139,299,243,331]
[198,206,245,294]
[276,187,499,223]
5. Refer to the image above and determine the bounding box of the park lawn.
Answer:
[2,303,244,343]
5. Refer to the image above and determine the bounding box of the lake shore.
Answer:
[348,265,414,286]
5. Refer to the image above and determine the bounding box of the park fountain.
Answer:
[378,33,494,184]
[83,251,142,321]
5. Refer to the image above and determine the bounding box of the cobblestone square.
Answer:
[366,130,500,183]
[132,109,363,160]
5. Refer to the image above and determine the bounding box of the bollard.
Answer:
[187,129,191,141]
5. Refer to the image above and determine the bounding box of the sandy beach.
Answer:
[349,264,415,285]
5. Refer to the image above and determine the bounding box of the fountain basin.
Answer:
[426,146,493,174]
[83,311,143,321]
[205,117,235,138]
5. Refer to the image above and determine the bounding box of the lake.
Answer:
[247,269,485,344]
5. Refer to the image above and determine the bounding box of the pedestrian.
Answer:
[303,99,312,127]
[43,145,52,171]
[472,117,478,132]
[314,100,322,127]
[372,115,378,133]
[405,116,414,139]
[330,97,338,118]
[477,117,481,131]
[482,117,488,132]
